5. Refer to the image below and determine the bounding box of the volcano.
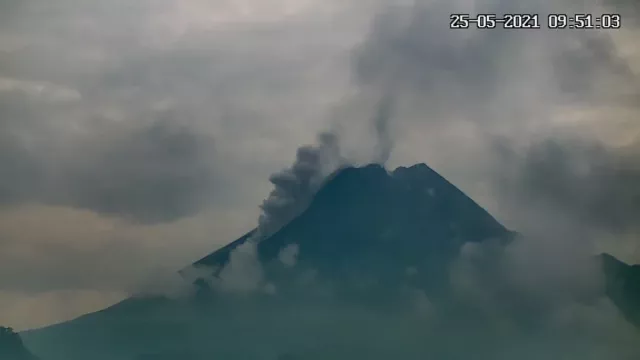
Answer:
[20,163,640,360]
[184,163,513,298]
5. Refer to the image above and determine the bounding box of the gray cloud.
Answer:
[0,1,362,224]
[0,123,43,204]
[57,115,217,223]
[0,3,227,224]
[0,86,71,204]
[0,91,217,223]
[0,0,368,222]
[0,0,18,22]
[496,136,640,235]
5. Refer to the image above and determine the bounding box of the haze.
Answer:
[0,0,639,331]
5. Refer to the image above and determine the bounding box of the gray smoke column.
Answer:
[255,131,344,240]
[372,91,396,165]
[209,132,343,293]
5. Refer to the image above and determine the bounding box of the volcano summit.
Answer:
[185,163,512,299]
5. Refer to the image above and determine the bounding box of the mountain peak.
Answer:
[188,163,510,295]
[392,162,435,174]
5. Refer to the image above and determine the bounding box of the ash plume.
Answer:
[206,132,344,293]
[372,91,396,165]
[255,132,344,240]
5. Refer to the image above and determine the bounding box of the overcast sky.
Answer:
[0,0,639,330]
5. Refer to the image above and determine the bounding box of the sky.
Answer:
[0,0,639,331]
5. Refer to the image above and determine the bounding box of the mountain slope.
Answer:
[0,327,39,360]
[602,253,640,327]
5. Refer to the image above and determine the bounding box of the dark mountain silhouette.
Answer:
[184,164,514,303]
[0,327,39,360]
[20,163,640,360]
[601,253,640,327]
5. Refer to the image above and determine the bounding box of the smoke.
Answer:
[214,89,398,292]
[278,244,300,268]
[197,132,344,293]
[216,241,265,293]
[256,131,344,240]
[447,230,640,359]
[372,91,396,165]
